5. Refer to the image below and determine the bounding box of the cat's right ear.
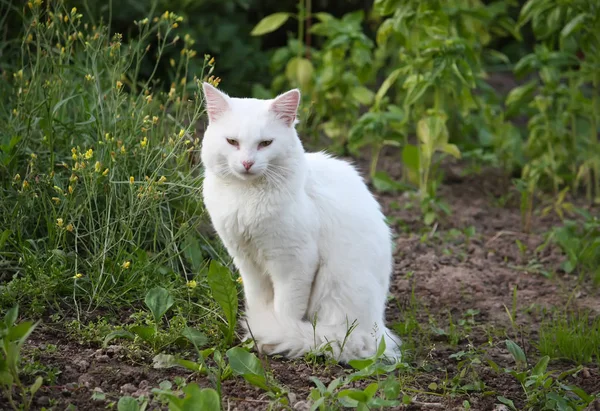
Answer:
[203,82,230,123]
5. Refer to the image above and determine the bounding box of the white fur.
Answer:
[200,83,401,362]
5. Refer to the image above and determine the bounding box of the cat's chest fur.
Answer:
[203,173,314,259]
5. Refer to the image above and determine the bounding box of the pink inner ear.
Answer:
[203,83,230,123]
[270,89,301,127]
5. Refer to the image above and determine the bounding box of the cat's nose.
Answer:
[242,161,254,171]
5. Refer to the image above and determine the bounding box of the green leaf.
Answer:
[351,86,375,106]
[348,358,374,370]
[338,389,369,403]
[0,230,11,250]
[7,321,35,341]
[251,13,291,36]
[372,171,409,193]
[505,340,526,366]
[207,261,238,343]
[117,396,140,411]
[181,384,221,411]
[181,327,208,349]
[103,330,136,348]
[130,326,156,343]
[375,68,402,107]
[30,376,43,395]
[531,355,549,376]
[226,347,265,377]
[497,396,517,410]
[144,287,174,325]
[226,347,270,391]
[4,306,18,328]
[440,144,461,159]
[560,13,587,39]
[0,370,14,386]
[285,57,314,88]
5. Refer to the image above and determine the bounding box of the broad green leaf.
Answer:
[103,330,136,348]
[182,234,204,273]
[505,339,526,366]
[285,57,314,88]
[8,321,35,341]
[181,327,208,349]
[372,171,409,193]
[348,358,374,371]
[130,326,156,343]
[251,13,291,36]
[351,86,374,106]
[207,261,238,342]
[30,376,43,395]
[4,306,18,328]
[144,287,174,325]
[338,389,369,402]
[226,347,265,377]
[440,144,461,159]
[497,396,517,410]
[0,370,14,386]
[226,347,270,391]
[181,384,221,411]
[531,355,549,376]
[117,396,140,411]
[309,376,326,392]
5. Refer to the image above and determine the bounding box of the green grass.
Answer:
[0,2,229,320]
[537,311,600,365]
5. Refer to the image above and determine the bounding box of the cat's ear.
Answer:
[203,82,231,123]
[270,89,301,127]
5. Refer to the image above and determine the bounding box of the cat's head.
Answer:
[200,83,303,181]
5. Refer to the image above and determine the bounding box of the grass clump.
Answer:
[537,311,600,365]
[0,2,226,317]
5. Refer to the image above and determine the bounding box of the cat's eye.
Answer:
[258,140,273,148]
[226,138,239,147]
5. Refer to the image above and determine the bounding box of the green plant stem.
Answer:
[297,0,305,60]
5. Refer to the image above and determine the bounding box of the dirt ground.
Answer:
[7,153,600,411]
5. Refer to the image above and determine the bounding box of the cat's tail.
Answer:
[244,308,401,363]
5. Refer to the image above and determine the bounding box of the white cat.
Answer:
[200,83,401,362]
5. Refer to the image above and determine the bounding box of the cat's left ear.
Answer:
[203,82,231,123]
[270,89,301,127]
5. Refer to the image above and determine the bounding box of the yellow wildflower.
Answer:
[102,168,109,176]
[208,57,215,66]
[95,161,102,172]
[120,145,126,154]
[51,197,60,204]
[129,176,134,184]
[169,58,175,67]
[186,280,197,289]
[68,185,74,194]
[178,129,185,138]
[84,148,93,159]
[73,273,83,279]
[22,180,29,189]
[145,94,153,104]
[140,136,148,148]
[14,174,21,181]
[172,23,178,29]
[71,7,77,14]
[158,176,167,184]
[85,74,94,82]
[66,223,74,232]
[56,218,64,227]
[236,277,243,284]
[152,116,159,125]
[121,261,131,269]
[116,80,123,90]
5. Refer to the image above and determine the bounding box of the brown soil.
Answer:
[6,156,600,411]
